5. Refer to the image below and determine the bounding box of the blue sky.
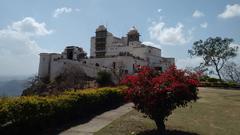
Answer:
[0,0,240,76]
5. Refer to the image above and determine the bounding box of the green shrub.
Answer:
[0,87,125,134]
[207,77,221,82]
[199,75,210,82]
[226,82,238,87]
[96,71,113,87]
[199,81,239,88]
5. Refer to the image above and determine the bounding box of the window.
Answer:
[67,49,73,59]
[154,67,162,72]
[113,62,116,69]
[96,52,105,58]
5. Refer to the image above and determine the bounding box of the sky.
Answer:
[0,0,240,77]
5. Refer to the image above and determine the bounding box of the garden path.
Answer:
[59,103,134,135]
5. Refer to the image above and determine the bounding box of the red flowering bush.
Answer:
[121,66,199,134]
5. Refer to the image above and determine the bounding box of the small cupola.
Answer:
[128,26,139,35]
[127,26,140,45]
[96,25,107,32]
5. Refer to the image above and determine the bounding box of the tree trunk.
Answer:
[216,68,222,81]
[154,119,166,135]
[214,65,222,81]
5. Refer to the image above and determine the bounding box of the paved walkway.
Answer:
[59,103,134,135]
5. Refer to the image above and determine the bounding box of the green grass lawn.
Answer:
[95,88,240,135]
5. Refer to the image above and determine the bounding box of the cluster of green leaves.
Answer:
[0,87,125,134]
[188,37,238,81]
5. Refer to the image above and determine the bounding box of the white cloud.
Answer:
[53,7,73,18]
[0,30,43,76]
[148,21,191,45]
[9,17,52,36]
[0,30,43,55]
[230,43,240,64]
[75,8,80,12]
[218,4,240,19]
[157,9,162,13]
[192,10,205,18]
[200,22,208,28]
[0,17,50,76]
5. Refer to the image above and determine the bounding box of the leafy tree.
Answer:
[188,37,238,81]
[121,66,199,134]
[96,71,113,87]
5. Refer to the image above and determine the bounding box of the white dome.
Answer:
[128,26,139,35]
[129,26,137,31]
[96,25,107,32]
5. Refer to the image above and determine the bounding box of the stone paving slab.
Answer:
[59,103,134,135]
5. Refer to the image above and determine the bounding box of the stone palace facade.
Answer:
[38,25,175,83]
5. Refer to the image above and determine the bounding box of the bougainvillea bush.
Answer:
[121,66,199,134]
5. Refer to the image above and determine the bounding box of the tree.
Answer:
[113,61,126,82]
[221,62,240,83]
[188,37,238,81]
[96,71,113,87]
[121,66,199,134]
[55,65,88,90]
[22,65,89,96]
[22,75,49,96]
[185,65,208,75]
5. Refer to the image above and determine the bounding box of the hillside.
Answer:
[0,79,27,96]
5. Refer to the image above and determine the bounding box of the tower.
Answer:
[38,53,51,80]
[95,25,107,58]
[127,26,140,45]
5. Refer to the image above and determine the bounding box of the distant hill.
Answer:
[0,76,29,97]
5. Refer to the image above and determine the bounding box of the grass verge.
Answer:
[95,88,240,135]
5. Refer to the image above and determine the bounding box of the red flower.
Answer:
[121,65,199,122]
[187,79,199,87]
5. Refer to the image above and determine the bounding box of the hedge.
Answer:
[199,82,240,88]
[0,87,126,134]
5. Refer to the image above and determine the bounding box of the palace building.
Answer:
[38,25,175,83]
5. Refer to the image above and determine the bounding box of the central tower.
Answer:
[95,25,107,58]
[127,26,140,45]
